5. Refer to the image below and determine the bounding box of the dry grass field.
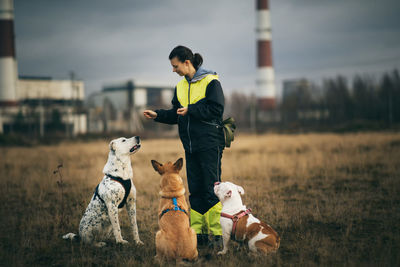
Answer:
[1,132,400,266]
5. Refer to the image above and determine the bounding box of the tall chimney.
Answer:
[256,0,276,110]
[0,0,18,106]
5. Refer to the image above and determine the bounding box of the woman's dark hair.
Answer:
[169,45,203,70]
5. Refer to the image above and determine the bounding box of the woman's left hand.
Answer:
[177,107,188,116]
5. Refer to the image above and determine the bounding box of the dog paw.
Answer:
[117,239,129,245]
[217,250,227,255]
[154,255,161,264]
[62,233,76,240]
[94,242,107,247]
[135,239,144,245]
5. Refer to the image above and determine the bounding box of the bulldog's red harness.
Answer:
[220,208,252,240]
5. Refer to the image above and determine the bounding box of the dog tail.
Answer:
[62,233,80,242]
[275,235,281,249]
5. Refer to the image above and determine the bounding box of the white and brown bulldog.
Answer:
[214,181,280,255]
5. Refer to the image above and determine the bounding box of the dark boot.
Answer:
[208,235,223,250]
[197,234,209,247]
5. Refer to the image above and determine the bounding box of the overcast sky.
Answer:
[13,0,400,98]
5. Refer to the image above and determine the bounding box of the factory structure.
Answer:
[255,0,279,122]
[0,0,174,137]
[6,75,86,136]
[0,0,86,136]
[256,0,276,109]
[86,81,174,133]
[0,0,17,107]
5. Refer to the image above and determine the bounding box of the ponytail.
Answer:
[192,53,203,70]
[169,45,203,70]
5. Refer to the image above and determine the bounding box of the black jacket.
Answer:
[155,79,225,153]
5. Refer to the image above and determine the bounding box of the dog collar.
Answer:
[159,197,187,219]
[220,208,252,240]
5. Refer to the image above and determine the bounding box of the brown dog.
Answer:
[151,158,198,263]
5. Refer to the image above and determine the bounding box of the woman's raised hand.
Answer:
[143,110,157,119]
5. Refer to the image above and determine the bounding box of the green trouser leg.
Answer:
[190,202,222,236]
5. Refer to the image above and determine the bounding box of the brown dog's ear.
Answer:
[173,158,183,172]
[151,160,164,175]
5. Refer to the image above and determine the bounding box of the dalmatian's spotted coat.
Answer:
[63,136,143,247]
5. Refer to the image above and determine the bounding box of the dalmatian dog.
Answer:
[63,136,144,247]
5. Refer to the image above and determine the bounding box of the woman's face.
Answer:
[170,57,190,76]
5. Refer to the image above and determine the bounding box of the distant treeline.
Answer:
[228,69,400,131]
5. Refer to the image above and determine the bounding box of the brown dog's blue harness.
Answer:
[93,174,132,209]
[160,197,187,218]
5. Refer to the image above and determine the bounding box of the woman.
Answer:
[143,45,225,248]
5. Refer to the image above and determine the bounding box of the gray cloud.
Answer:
[271,0,400,77]
[13,0,400,98]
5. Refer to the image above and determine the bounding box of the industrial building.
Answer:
[0,0,177,138]
[86,81,174,133]
[0,0,87,137]
[0,75,87,136]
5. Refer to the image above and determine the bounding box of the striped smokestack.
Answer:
[0,0,17,106]
[256,0,276,110]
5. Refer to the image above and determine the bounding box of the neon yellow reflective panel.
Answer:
[189,202,222,235]
[205,202,222,236]
[190,209,206,234]
[176,74,219,107]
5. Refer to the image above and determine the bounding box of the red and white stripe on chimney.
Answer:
[256,0,276,110]
[0,0,18,106]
